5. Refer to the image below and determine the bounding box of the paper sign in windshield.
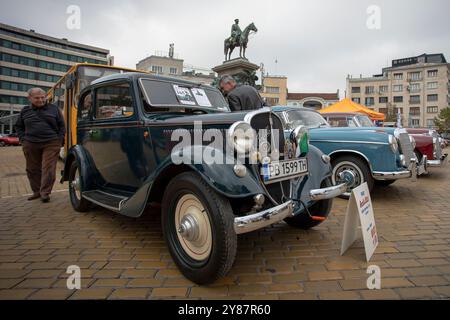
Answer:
[191,88,212,107]
[173,85,196,105]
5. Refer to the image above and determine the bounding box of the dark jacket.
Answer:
[15,103,66,144]
[226,84,265,111]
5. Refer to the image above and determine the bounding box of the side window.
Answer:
[95,82,134,120]
[328,117,348,127]
[80,91,93,120]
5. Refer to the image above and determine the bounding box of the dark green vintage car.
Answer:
[61,73,353,284]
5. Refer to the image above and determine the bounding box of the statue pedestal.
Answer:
[213,58,260,86]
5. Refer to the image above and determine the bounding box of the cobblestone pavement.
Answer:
[0,147,449,300]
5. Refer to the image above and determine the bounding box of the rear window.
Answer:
[139,79,229,111]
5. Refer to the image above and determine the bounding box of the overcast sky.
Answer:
[1,0,449,97]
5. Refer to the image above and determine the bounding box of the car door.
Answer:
[83,80,147,191]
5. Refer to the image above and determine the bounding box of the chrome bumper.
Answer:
[427,154,448,167]
[234,201,294,235]
[373,158,417,181]
[309,182,348,201]
[417,155,428,176]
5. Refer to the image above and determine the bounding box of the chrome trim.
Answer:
[427,154,448,167]
[328,150,374,173]
[309,182,348,201]
[372,170,411,180]
[310,140,389,145]
[234,201,294,234]
[243,107,273,123]
[418,155,428,175]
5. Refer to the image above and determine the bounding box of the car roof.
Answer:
[272,106,318,113]
[322,112,365,117]
[90,72,215,88]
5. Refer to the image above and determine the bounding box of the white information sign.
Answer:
[340,182,379,261]
[191,88,212,107]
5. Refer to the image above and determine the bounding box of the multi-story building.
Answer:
[287,92,340,110]
[347,53,450,127]
[0,22,111,133]
[260,75,287,106]
[136,46,215,86]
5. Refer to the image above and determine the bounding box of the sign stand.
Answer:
[340,182,378,261]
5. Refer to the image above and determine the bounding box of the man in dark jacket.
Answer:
[15,88,66,203]
[219,75,265,111]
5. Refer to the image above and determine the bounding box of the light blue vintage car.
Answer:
[273,106,418,197]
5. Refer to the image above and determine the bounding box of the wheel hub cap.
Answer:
[178,214,200,242]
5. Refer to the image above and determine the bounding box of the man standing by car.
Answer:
[219,75,265,111]
[15,88,66,203]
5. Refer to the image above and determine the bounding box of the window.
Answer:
[427,70,438,78]
[351,87,360,94]
[327,117,357,128]
[352,97,360,103]
[409,95,420,104]
[409,83,420,92]
[393,96,403,103]
[265,97,279,106]
[379,108,388,114]
[365,86,374,94]
[365,97,374,106]
[80,91,93,120]
[393,85,403,92]
[169,67,177,74]
[393,73,403,80]
[151,66,163,74]
[394,107,403,114]
[95,83,134,120]
[379,85,388,93]
[266,86,280,94]
[427,94,438,102]
[426,119,435,127]
[427,106,438,113]
[379,97,388,104]
[411,119,420,126]
[409,107,420,115]
[408,72,422,81]
[427,82,438,90]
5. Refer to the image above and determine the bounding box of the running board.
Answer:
[82,190,129,212]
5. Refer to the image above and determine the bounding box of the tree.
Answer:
[433,107,450,133]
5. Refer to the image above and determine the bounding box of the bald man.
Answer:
[15,88,66,203]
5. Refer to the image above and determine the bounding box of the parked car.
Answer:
[0,133,20,147]
[60,73,353,284]
[322,112,448,170]
[273,107,418,197]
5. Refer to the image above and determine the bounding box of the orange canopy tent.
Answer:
[319,98,386,121]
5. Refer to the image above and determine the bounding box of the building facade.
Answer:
[260,75,287,106]
[347,53,450,128]
[287,92,340,110]
[0,22,111,133]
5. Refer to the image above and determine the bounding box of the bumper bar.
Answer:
[309,182,348,201]
[427,154,448,167]
[234,201,294,235]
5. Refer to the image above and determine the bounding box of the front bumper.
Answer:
[309,182,348,201]
[234,201,294,235]
[373,158,417,181]
[427,154,448,167]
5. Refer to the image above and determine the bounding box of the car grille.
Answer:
[398,132,415,163]
[250,112,290,205]
[434,138,442,159]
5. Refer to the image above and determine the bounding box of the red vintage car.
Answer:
[321,113,448,172]
[0,133,20,147]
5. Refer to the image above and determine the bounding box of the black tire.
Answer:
[375,180,396,187]
[161,172,237,285]
[331,155,374,199]
[284,179,333,230]
[68,161,90,212]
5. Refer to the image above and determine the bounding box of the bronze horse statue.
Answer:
[224,22,258,61]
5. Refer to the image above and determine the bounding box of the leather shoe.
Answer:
[27,193,40,201]
[41,195,50,203]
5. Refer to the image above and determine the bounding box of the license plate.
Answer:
[261,158,308,183]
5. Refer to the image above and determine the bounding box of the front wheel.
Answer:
[162,172,237,285]
[331,155,374,199]
[284,179,333,229]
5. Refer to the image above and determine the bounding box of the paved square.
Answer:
[0,147,449,299]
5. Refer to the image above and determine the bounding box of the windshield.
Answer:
[140,79,230,111]
[284,110,329,129]
[78,66,131,91]
[357,115,375,127]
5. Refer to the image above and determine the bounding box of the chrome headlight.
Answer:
[290,125,309,156]
[409,135,416,149]
[388,134,398,153]
[228,121,256,154]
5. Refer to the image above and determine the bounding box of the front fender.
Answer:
[61,145,99,191]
